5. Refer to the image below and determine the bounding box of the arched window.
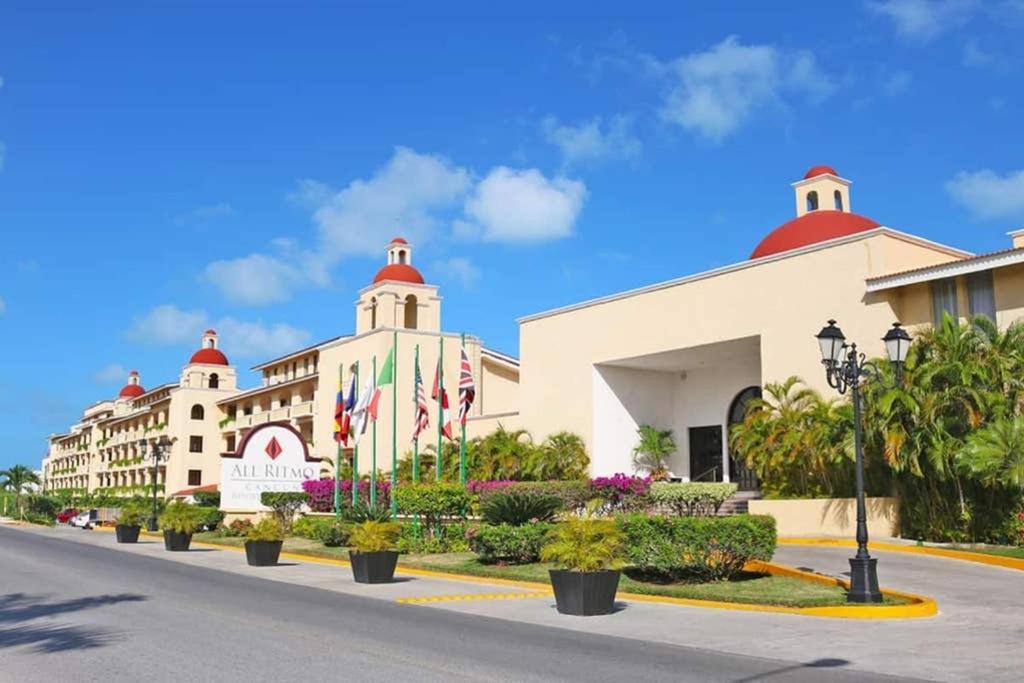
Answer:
[806,191,819,212]
[398,249,407,264]
[727,386,762,492]
[370,297,378,329]
[404,294,418,329]
[190,404,205,420]
[207,338,215,348]
[208,373,220,389]
[834,190,843,211]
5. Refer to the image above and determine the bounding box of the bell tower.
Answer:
[793,165,851,218]
[356,237,442,335]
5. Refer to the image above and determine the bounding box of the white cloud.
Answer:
[656,36,835,141]
[434,257,482,288]
[465,167,587,242]
[541,115,641,166]
[126,304,310,359]
[946,169,1024,220]
[94,363,129,383]
[203,248,327,306]
[867,0,978,41]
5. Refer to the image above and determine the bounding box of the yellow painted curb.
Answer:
[779,537,1024,572]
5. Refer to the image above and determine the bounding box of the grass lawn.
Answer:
[942,544,1024,560]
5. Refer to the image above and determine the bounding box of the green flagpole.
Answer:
[334,363,343,519]
[371,354,377,508]
[413,344,420,484]
[352,361,359,507]
[459,332,467,488]
[436,335,444,481]
[391,331,398,519]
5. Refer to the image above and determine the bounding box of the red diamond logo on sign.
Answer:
[265,436,283,461]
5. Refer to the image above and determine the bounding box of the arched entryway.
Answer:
[727,385,761,492]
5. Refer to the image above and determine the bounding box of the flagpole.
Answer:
[352,361,359,507]
[413,344,420,483]
[391,331,398,519]
[437,335,444,481]
[460,332,467,488]
[371,354,377,508]
[335,363,343,519]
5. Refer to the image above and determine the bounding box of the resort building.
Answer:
[512,166,1023,487]
[42,332,240,496]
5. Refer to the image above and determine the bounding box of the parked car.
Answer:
[71,510,96,529]
[56,508,79,524]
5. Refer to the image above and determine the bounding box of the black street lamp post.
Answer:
[815,320,911,604]
[139,435,172,531]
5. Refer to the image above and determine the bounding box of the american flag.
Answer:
[411,358,430,442]
[458,344,476,426]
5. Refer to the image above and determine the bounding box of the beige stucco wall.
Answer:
[748,497,900,538]
[479,357,520,416]
[517,232,963,474]
[995,263,1024,328]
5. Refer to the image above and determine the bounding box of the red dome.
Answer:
[804,165,839,179]
[750,211,880,260]
[118,383,145,399]
[390,237,408,245]
[373,263,424,284]
[189,348,230,366]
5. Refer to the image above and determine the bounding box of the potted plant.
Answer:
[114,502,144,543]
[244,517,284,566]
[158,501,203,551]
[541,518,625,616]
[348,520,401,584]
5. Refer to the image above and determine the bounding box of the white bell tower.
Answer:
[792,165,852,218]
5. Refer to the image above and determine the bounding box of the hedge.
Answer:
[618,514,776,581]
[467,522,553,564]
[648,482,738,516]
[477,481,592,514]
[292,516,350,547]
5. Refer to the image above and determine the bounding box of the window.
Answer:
[243,404,253,416]
[226,435,236,452]
[228,406,237,419]
[370,297,378,329]
[405,294,418,329]
[209,373,220,389]
[398,249,407,264]
[931,278,959,325]
[967,271,996,320]
[190,404,205,420]
[834,190,843,211]
[189,436,203,453]
[806,190,819,212]
[188,470,202,486]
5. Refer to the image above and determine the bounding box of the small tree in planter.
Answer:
[631,425,676,481]
[158,501,204,551]
[244,517,284,566]
[114,502,145,543]
[260,492,308,535]
[348,521,401,584]
[541,518,625,616]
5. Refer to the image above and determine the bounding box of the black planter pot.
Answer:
[349,550,399,584]
[245,540,283,567]
[549,569,620,616]
[163,529,193,552]
[115,524,141,544]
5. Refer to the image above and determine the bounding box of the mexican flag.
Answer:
[369,347,394,421]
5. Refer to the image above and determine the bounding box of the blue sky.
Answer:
[2,1,1023,469]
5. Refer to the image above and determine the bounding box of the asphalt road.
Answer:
[0,525,908,683]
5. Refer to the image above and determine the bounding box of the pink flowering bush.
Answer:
[590,473,651,511]
[302,479,391,513]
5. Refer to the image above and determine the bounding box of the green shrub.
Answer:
[618,514,776,581]
[260,492,309,533]
[649,482,738,516]
[192,491,221,507]
[25,494,60,517]
[342,501,392,523]
[25,511,56,527]
[159,501,205,534]
[195,506,225,531]
[478,481,592,514]
[220,518,253,537]
[292,516,351,546]
[480,491,560,526]
[247,517,284,542]
[397,521,470,554]
[393,483,470,536]
[541,519,624,572]
[348,521,401,552]
[468,523,553,564]
[116,502,146,527]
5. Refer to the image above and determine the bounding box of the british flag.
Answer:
[411,358,430,442]
[458,344,476,426]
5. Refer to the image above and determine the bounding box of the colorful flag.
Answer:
[458,344,476,426]
[431,360,454,441]
[339,372,358,445]
[370,347,395,421]
[333,378,345,443]
[412,357,430,442]
[351,373,376,445]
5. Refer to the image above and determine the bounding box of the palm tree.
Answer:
[960,417,1024,488]
[631,425,676,480]
[0,465,42,521]
[532,431,590,480]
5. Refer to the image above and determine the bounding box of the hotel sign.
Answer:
[220,422,319,511]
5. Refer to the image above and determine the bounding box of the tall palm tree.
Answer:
[631,425,676,480]
[0,464,42,521]
[533,431,590,480]
[960,417,1024,488]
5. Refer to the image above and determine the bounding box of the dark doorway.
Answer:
[688,426,723,482]
[728,386,762,492]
